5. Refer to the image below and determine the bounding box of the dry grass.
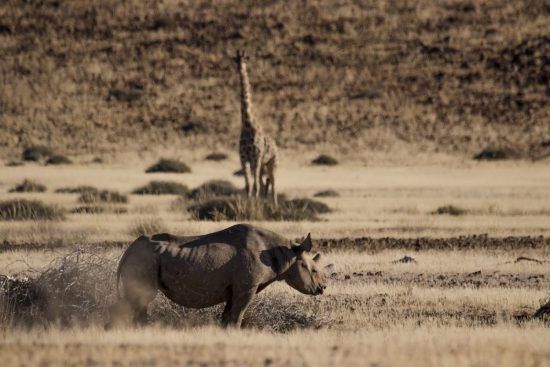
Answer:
[0,161,549,243]
[0,0,548,160]
[1,248,550,366]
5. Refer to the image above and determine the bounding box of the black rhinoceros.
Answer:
[107,224,326,328]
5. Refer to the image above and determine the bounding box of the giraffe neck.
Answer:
[238,63,261,133]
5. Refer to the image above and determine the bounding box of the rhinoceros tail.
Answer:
[115,235,149,299]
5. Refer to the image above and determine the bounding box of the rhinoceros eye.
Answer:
[312,269,318,273]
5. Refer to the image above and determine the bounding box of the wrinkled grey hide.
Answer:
[106,224,326,328]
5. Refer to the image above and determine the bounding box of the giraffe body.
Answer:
[235,50,278,206]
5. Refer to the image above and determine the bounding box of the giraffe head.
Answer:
[233,50,248,70]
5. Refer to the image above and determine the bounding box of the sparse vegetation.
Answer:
[46,154,72,165]
[205,152,228,161]
[314,190,339,198]
[22,146,54,162]
[9,179,47,193]
[145,159,191,174]
[312,155,338,166]
[78,190,128,204]
[0,199,64,221]
[55,186,99,194]
[133,181,189,195]
[432,205,467,216]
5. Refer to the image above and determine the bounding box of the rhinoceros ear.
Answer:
[301,233,312,252]
[292,233,312,255]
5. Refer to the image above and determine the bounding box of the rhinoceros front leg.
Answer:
[224,289,255,328]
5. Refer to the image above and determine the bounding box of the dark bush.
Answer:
[432,205,467,216]
[205,152,228,161]
[9,179,47,193]
[133,181,189,195]
[55,186,99,194]
[187,180,241,200]
[146,158,191,173]
[313,190,339,198]
[473,147,519,161]
[188,196,331,221]
[46,154,72,165]
[311,154,338,166]
[22,145,55,162]
[5,161,24,167]
[0,199,65,221]
[78,190,128,204]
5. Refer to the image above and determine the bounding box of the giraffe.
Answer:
[234,50,278,206]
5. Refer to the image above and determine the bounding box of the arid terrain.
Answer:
[1,0,550,366]
[0,157,549,366]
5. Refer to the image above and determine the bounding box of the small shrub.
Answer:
[146,158,191,173]
[0,199,65,221]
[473,147,519,161]
[188,196,330,221]
[78,190,128,204]
[22,145,55,162]
[9,179,47,193]
[432,205,467,216]
[5,160,24,167]
[187,180,240,200]
[205,152,228,161]
[133,181,189,195]
[91,157,103,163]
[311,154,338,166]
[314,190,339,198]
[55,186,99,194]
[46,154,72,165]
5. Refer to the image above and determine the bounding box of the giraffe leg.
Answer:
[243,162,252,197]
[269,166,277,207]
[252,159,262,198]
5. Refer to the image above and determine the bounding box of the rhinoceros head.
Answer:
[284,234,327,296]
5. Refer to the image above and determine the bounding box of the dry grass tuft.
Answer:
[5,160,24,167]
[205,152,228,161]
[312,155,339,166]
[55,185,99,194]
[145,159,191,174]
[314,190,340,198]
[78,190,128,204]
[9,179,47,193]
[129,217,167,237]
[133,181,188,195]
[0,199,65,221]
[46,154,72,165]
[474,147,520,161]
[22,146,55,162]
[70,205,127,215]
[432,205,467,216]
